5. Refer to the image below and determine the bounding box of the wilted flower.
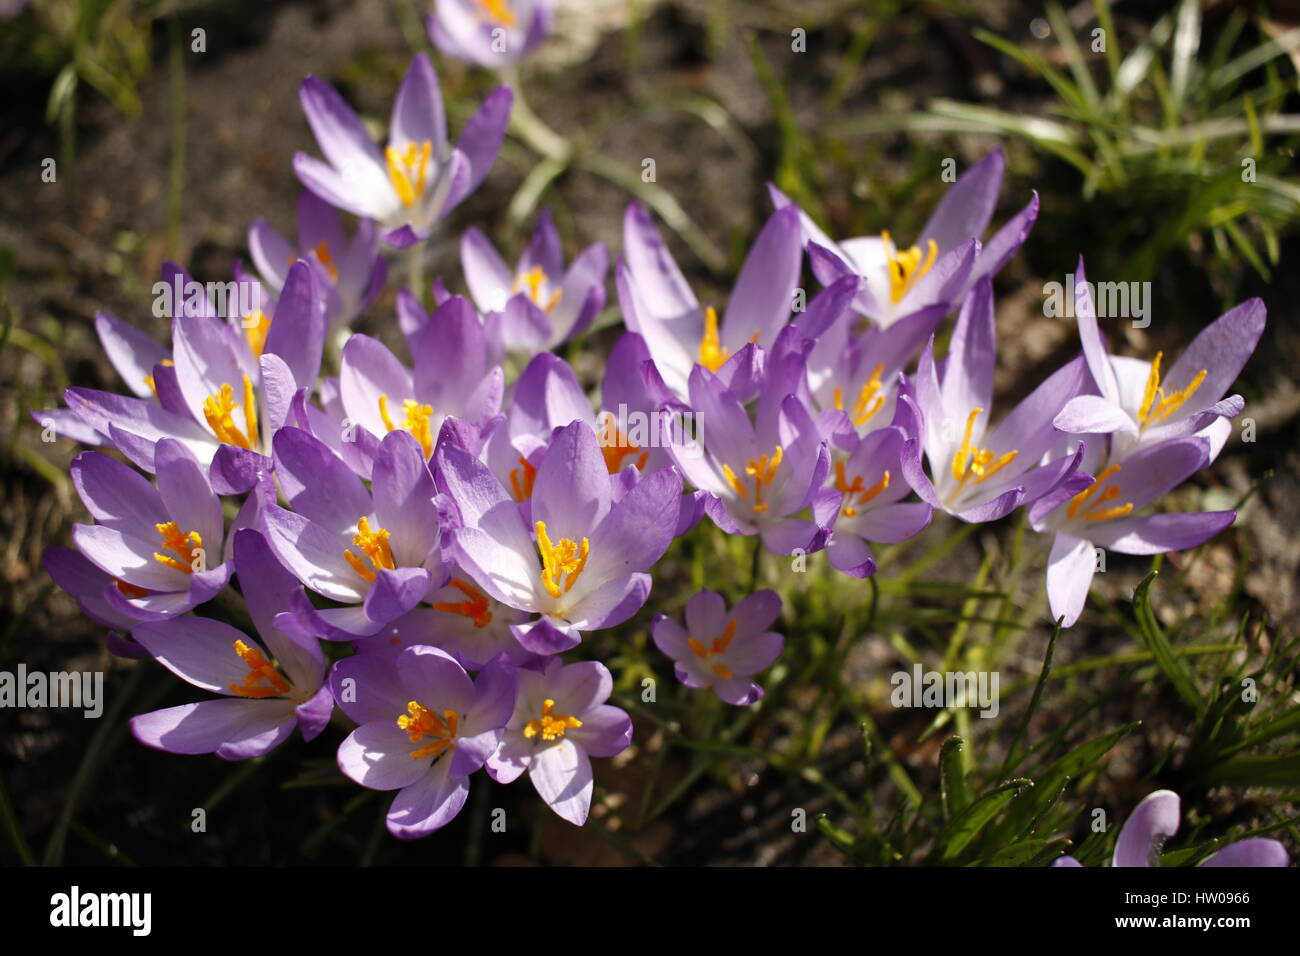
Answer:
[652,589,784,705]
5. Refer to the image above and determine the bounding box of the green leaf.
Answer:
[1207,752,1300,788]
[1133,570,1202,710]
[940,737,970,821]
[937,779,1033,862]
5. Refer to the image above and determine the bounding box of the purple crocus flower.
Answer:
[1030,436,1235,628]
[461,209,608,361]
[900,277,1088,522]
[264,427,444,638]
[294,53,512,248]
[771,150,1038,328]
[428,0,554,68]
[333,645,516,839]
[619,201,803,400]
[70,439,231,621]
[249,191,386,331]
[485,658,631,826]
[335,294,503,473]
[664,339,833,555]
[824,424,933,578]
[1053,790,1288,867]
[128,529,333,759]
[1053,258,1265,465]
[651,589,784,705]
[437,419,682,654]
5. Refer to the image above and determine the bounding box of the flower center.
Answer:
[882,230,938,304]
[432,577,493,628]
[697,306,760,374]
[688,619,737,680]
[509,455,537,502]
[535,521,590,599]
[243,310,271,358]
[722,445,783,513]
[203,374,259,450]
[385,140,433,208]
[523,699,582,742]
[397,701,459,760]
[597,418,649,474]
[1137,351,1207,430]
[344,517,396,582]
[153,521,203,575]
[1066,464,1134,523]
[474,0,517,27]
[833,461,890,518]
[377,395,435,458]
[950,408,1017,489]
[832,363,886,426]
[310,239,339,283]
[512,266,563,313]
[228,640,291,699]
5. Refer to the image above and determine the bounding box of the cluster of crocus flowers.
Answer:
[40,35,1270,845]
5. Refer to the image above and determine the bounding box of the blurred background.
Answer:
[1,0,1298,866]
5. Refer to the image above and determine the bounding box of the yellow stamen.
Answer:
[699,305,728,373]
[377,395,435,458]
[344,517,396,583]
[882,231,938,304]
[512,266,563,313]
[432,577,493,628]
[950,408,1018,488]
[599,427,649,474]
[687,619,737,661]
[228,640,291,699]
[474,0,517,28]
[833,363,886,427]
[1067,464,1135,523]
[385,140,433,208]
[1136,351,1208,429]
[523,698,582,742]
[509,455,537,502]
[202,374,259,450]
[397,701,459,760]
[153,521,203,574]
[535,521,589,599]
[311,239,339,283]
[833,460,890,518]
[722,445,783,513]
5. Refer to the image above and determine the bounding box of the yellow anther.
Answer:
[153,521,203,574]
[833,460,890,518]
[228,640,291,699]
[699,306,728,373]
[397,701,459,760]
[1067,464,1135,523]
[950,407,1018,488]
[687,619,737,662]
[509,455,537,502]
[377,395,435,458]
[535,521,589,599]
[1137,351,1207,429]
[722,445,784,513]
[202,374,259,450]
[882,231,938,304]
[833,363,886,426]
[344,517,396,583]
[474,0,517,28]
[385,140,433,208]
[432,577,493,628]
[243,310,271,358]
[523,698,582,742]
[311,239,339,283]
[512,266,563,313]
[597,418,649,474]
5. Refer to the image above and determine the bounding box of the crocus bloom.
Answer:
[70,439,231,621]
[1053,257,1265,465]
[824,424,932,577]
[295,53,512,248]
[129,529,333,759]
[336,294,503,472]
[901,277,1088,523]
[771,150,1038,328]
[651,589,784,705]
[438,419,683,654]
[264,427,444,638]
[1053,789,1288,867]
[665,341,833,555]
[249,191,386,330]
[486,658,631,825]
[619,201,803,400]
[1030,435,1235,628]
[333,645,516,838]
[428,0,554,68]
[461,209,608,361]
